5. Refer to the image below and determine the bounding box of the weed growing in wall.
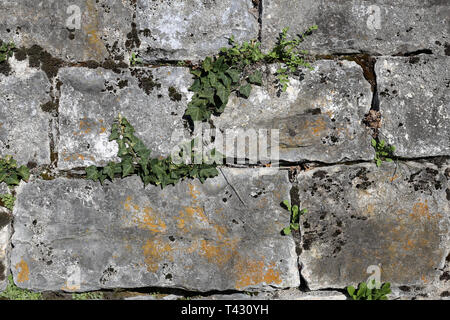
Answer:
[0,275,42,300]
[281,200,307,236]
[0,41,15,64]
[85,114,220,188]
[371,139,396,167]
[347,280,391,300]
[185,26,318,124]
[0,155,30,186]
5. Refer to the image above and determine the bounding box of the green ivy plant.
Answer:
[0,155,30,186]
[86,114,220,188]
[184,26,317,124]
[0,41,15,64]
[347,280,391,300]
[0,194,15,211]
[281,200,307,236]
[0,275,42,300]
[129,52,143,66]
[371,139,396,167]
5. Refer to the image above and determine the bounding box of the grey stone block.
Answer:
[296,161,450,290]
[262,0,450,56]
[212,61,374,163]
[0,0,134,63]
[57,66,192,170]
[0,68,51,166]
[11,168,299,292]
[136,0,259,61]
[377,55,450,157]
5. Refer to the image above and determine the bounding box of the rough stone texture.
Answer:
[262,0,450,56]
[57,66,192,170]
[296,161,450,291]
[0,213,11,292]
[195,289,347,300]
[212,61,374,163]
[377,55,450,158]
[136,0,259,61]
[11,169,299,292]
[0,0,133,63]
[0,66,51,165]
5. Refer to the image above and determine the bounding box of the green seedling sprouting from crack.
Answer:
[281,200,307,236]
[0,41,15,64]
[347,280,391,300]
[0,155,30,186]
[129,52,143,66]
[371,139,396,167]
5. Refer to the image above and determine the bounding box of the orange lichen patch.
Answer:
[62,152,95,162]
[142,239,174,272]
[403,239,415,251]
[234,259,282,289]
[188,184,201,201]
[198,238,239,266]
[409,200,441,221]
[83,0,108,59]
[122,196,167,233]
[74,117,108,136]
[15,259,30,283]
[305,118,327,137]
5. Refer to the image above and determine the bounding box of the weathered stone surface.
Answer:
[258,289,347,300]
[0,0,133,63]
[377,55,450,157]
[11,168,299,292]
[0,67,51,165]
[262,0,450,56]
[296,161,450,290]
[57,66,192,170]
[0,213,11,292]
[212,61,374,163]
[136,0,259,61]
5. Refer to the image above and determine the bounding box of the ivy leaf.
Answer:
[4,174,20,186]
[239,83,252,98]
[216,83,229,105]
[86,166,99,181]
[189,78,201,92]
[103,162,117,180]
[185,106,205,122]
[202,57,213,72]
[190,69,202,78]
[282,227,291,235]
[226,69,240,83]
[281,200,291,211]
[248,70,262,85]
[121,159,134,177]
[17,165,30,181]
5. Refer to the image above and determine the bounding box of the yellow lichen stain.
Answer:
[410,200,440,221]
[305,118,327,137]
[74,117,107,137]
[122,196,167,233]
[15,259,30,283]
[198,238,239,266]
[83,0,108,60]
[142,239,174,272]
[234,259,282,289]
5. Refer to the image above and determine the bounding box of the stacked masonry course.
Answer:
[0,0,449,300]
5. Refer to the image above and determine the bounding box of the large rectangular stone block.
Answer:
[136,0,259,61]
[212,60,374,163]
[57,66,192,170]
[11,169,300,292]
[262,0,449,56]
[296,161,450,291]
[0,69,51,166]
[377,55,450,157]
[0,0,134,62]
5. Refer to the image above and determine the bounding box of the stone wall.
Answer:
[0,0,448,300]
